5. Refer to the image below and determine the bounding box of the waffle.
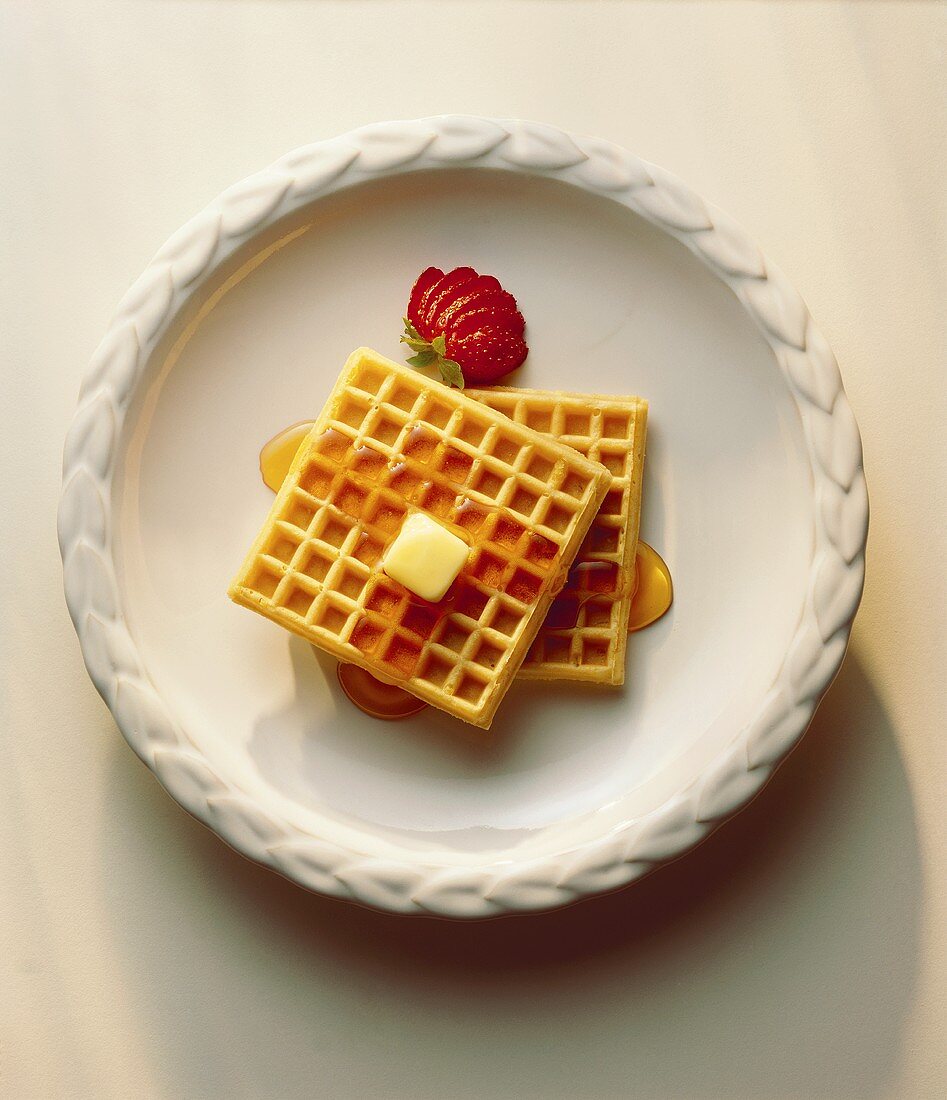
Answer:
[467,387,647,685]
[229,349,612,729]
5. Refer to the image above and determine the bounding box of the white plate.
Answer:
[59,117,867,917]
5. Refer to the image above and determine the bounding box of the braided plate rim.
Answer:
[58,116,868,918]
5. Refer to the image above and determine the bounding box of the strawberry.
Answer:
[402,265,528,388]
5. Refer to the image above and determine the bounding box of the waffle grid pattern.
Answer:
[468,388,648,684]
[230,350,611,728]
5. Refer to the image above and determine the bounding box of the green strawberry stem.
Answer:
[400,318,465,389]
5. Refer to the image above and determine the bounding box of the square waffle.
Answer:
[229,349,612,729]
[467,387,647,685]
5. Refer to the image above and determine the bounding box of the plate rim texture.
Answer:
[58,116,868,918]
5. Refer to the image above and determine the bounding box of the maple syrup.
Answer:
[259,420,314,491]
[336,661,427,720]
[572,560,623,594]
[628,542,673,631]
[404,424,439,460]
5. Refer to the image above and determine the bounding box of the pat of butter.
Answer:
[382,513,469,603]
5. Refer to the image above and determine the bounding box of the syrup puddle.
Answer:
[628,542,673,632]
[336,662,427,720]
[259,420,314,492]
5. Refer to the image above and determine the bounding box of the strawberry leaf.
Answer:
[400,334,430,352]
[438,358,465,389]
[399,315,462,389]
[406,351,438,369]
[403,317,424,342]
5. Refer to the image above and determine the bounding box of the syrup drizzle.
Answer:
[259,420,672,720]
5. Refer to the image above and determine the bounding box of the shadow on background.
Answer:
[102,650,921,1099]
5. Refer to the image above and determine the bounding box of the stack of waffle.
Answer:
[230,348,647,728]
[230,349,612,728]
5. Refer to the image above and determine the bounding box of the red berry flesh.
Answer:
[445,324,528,385]
[407,267,442,339]
[447,301,525,338]
[432,282,517,333]
[422,267,478,332]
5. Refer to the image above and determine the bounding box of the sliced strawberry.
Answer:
[445,324,528,384]
[422,267,478,332]
[401,264,529,388]
[426,274,502,329]
[417,270,451,339]
[447,301,525,338]
[407,267,443,339]
[433,284,519,333]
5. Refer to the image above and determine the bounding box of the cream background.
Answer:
[1,2,945,1098]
